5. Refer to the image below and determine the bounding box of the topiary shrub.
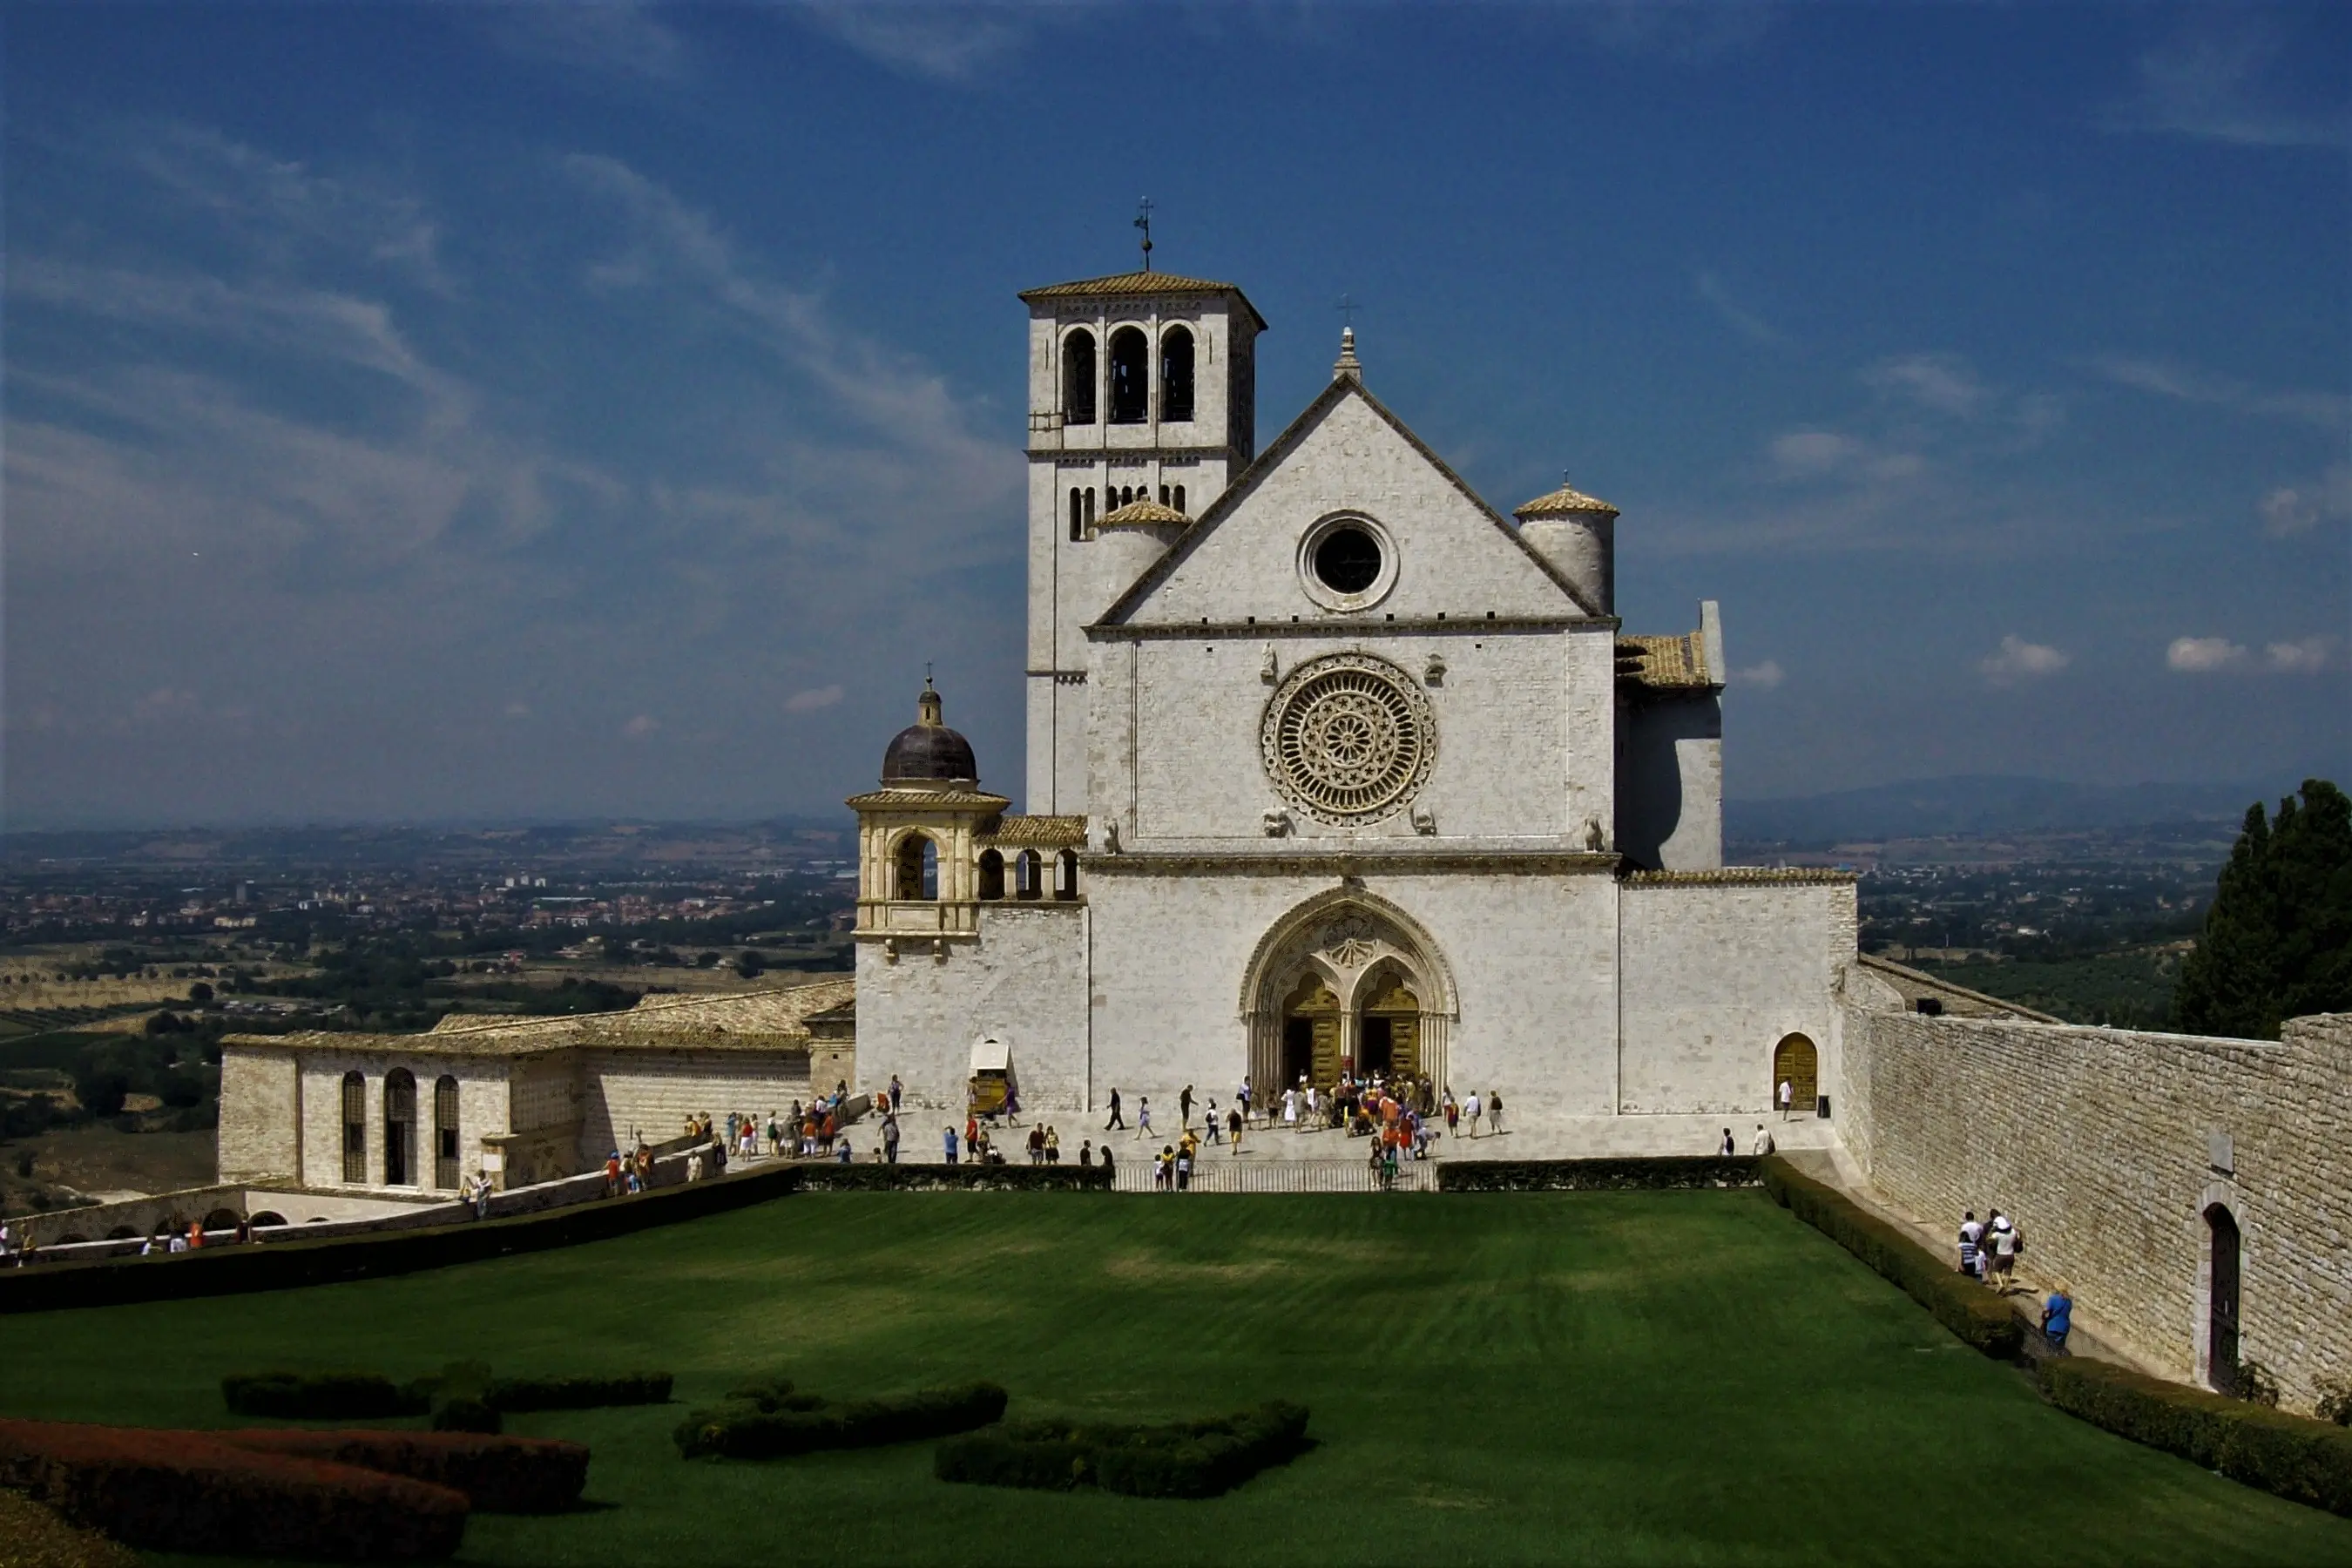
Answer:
[215,1429,588,1515]
[2039,1357,2352,1517]
[936,1402,1308,1499]
[674,1382,1007,1460]
[1758,1157,2021,1358]
[0,1417,469,1560]
[221,1371,429,1421]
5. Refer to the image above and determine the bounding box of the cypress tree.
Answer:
[2174,780,2352,1038]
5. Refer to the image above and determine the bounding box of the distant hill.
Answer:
[1725,776,2277,848]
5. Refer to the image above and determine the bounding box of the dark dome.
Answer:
[881,681,978,786]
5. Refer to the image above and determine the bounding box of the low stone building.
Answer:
[217,980,853,1194]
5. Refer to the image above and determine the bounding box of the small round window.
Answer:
[1313,527,1382,595]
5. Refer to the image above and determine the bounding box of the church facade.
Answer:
[851,267,1858,1120]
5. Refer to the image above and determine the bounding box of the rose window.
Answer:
[1261,654,1435,824]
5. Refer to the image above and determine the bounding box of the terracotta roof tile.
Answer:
[1096,497,1188,527]
[1515,481,1619,518]
[1017,271,1267,330]
[977,814,1089,848]
[1616,632,1717,692]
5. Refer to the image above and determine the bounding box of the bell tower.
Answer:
[1017,266,1267,815]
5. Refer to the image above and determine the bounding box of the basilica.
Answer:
[848,266,1856,1119]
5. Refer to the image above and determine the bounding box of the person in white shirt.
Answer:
[1958,1211,1986,1279]
[1778,1079,1794,1120]
[1752,1123,1774,1157]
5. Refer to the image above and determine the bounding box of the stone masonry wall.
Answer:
[217,1046,299,1183]
[1844,1006,2351,1412]
[576,1046,815,1156]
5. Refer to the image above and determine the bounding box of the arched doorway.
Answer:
[1772,1033,1818,1114]
[1240,892,1457,1097]
[2206,1203,2241,1394]
[1279,974,1341,1088]
[1358,966,1422,1078]
[383,1069,416,1187]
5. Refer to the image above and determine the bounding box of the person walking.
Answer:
[1987,1212,2020,1294]
[2040,1284,2073,1353]
[943,1125,959,1166]
[1443,1091,1459,1139]
[1137,1096,1153,1140]
[1044,1125,1062,1165]
[1958,1211,1985,1279]
[1179,1085,1195,1129]
[1098,1143,1115,1180]
[1463,1091,1483,1138]
[1078,1139,1093,1167]
[1204,1099,1222,1145]
[1488,1091,1504,1136]
[1227,1105,1243,1154]
[883,1113,901,1165]
[889,1074,903,1112]
[1778,1078,1794,1121]
[1752,1123,1774,1156]
[1105,1087,1125,1131]
[1719,1127,1734,1157]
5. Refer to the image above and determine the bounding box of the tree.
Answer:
[188,982,214,1004]
[2174,780,2352,1039]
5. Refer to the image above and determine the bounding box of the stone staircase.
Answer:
[1111,1157,1436,1193]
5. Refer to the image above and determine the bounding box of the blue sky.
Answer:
[5,2,2346,828]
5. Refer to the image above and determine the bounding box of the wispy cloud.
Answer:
[787,3,1034,84]
[1693,268,1787,347]
[1730,659,1784,690]
[485,2,691,84]
[1864,353,1986,418]
[2100,22,2349,150]
[2085,354,2349,431]
[2166,636,2250,673]
[2266,637,2335,675]
[784,684,846,713]
[1980,635,2071,685]
[2259,463,2352,538]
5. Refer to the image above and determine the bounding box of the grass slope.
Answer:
[6,1191,2348,1566]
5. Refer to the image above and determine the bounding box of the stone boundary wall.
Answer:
[1843,1006,2350,1413]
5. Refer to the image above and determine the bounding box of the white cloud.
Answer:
[2166,636,2252,673]
[2084,354,2349,432]
[1693,269,1787,347]
[622,713,660,740]
[787,3,1031,84]
[1769,430,1861,476]
[784,684,845,713]
[1865,354,1986,417]
[2265,638,2335,675]
[2259,463,2352,537]
[1980,635,2071,684]
[1730,660,1784,690]
[2099,24,2349,150]
[486,2,690,84]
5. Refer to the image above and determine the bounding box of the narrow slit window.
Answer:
[1160,325,1195,422]
[1062,329,1097,425]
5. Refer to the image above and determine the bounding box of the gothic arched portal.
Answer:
[1240,890,1457,1096]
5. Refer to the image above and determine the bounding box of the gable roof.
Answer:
[1092,373,1605,626]
[1017,270,1268,332]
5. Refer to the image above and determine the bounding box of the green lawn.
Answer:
[7,1190,2349,1565]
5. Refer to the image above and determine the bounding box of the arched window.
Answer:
[341,1071,366,1183]
[1160,325,1195,422]
[1015,850,1043,900]
[1062,329,1097,425]
[1173,483,1186,513]
[1085,488,1097,524]
[977,850,1005,901]
[1119,485,1133,506]
[1069,488,1085,541]
[248,1212,288,1228]
[1054,849,1081,901]
[434,1074,461,1189]
[1107,326,1149,423]
[2207,1203,2242,1394]
[1159,484,1170,505]
[383,1069,416,1186]
[896,835,938,901]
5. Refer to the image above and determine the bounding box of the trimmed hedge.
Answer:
[790,1164,1112,1193]
[936,1402,1309,1499]
[0,1156,808,1316]
[1438,1157,1760,1193]
[1758,1157,2022,1358]
[0,1418,468,1560]
[487,1372,672,1412]
[674,1382,1008,1459]
[2039,1358,2352,1517]
[222,1371,429,1421]
[215,1429,590,1515]
[721,1375,823,1414]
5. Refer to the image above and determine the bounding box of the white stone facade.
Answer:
[855,267,1844,1125]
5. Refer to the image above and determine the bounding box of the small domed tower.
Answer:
[1513,476,1619,617]
[848,681,1008,961]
